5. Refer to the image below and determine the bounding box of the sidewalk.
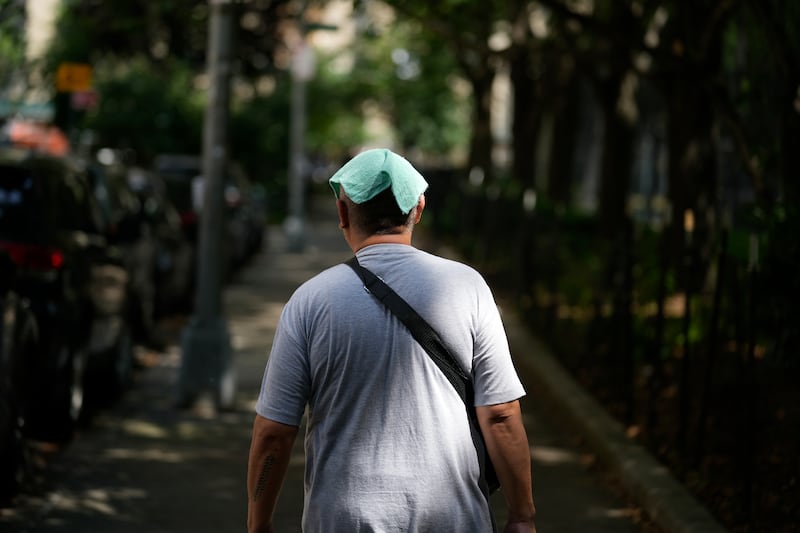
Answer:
[0,198,725,532]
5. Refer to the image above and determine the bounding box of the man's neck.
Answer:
[349,231,413,253]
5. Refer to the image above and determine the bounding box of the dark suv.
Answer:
[0,148,133,442]
[87,154,160,349]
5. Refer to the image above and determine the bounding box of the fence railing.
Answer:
[424,175,799,531]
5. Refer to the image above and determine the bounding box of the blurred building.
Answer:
[26,0,60,61]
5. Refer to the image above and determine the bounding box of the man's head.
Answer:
[329,149,428,237]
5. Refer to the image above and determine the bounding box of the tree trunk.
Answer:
[459,68,496,259]
[665,78,717,264]
[781,79,800,204]
[597,75,635,239]
[468,70,495,184]
[548,72,581,207]
[510,46,541,190]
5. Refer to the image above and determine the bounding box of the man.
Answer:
[247,148,536,532]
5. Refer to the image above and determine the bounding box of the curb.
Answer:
[500,307,729,533]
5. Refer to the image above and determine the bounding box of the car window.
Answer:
[90,164,139,219]
[159,165,246,214]
[0,160,101,241]
[57,166,101,233]
[0,165,51,241]
[161,170,196,212]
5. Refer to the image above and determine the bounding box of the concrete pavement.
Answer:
[0,197,725,532]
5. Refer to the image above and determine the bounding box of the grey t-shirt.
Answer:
[256,243,526,532]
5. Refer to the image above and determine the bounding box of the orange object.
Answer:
[6,120,70,156]
[55,62,92,92]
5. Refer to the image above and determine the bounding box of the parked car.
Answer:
[86,150,161,349]
[232,170,267,259]
[0,147,134,441]
[0,250,37,503]
[126,166,195,317]
[153,154,265,279]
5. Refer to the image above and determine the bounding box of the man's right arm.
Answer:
[247,414,300,533]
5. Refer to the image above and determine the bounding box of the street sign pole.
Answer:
[178,0,235,412]
[285,41,314,252]
[283,21,335,252]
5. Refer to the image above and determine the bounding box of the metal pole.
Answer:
[284,37,315,252]
[285,59,308,252]
[178,0,235,412]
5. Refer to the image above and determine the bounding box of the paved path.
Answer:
[1,202,669,532]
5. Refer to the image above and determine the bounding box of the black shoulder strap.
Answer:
[345,256,473,407]
[345,256,501,502]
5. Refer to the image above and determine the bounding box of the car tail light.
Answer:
[179,211,197,227]
[0,241,65,271]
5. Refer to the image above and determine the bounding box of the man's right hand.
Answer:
[504,520,536,533]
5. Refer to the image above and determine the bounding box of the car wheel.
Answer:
[22,345,86,444]
[87,322,135,407]
[111,325,134,396]
[0,393,23,505]
[66,348,87,424]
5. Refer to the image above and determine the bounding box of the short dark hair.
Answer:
[347,187,416,235]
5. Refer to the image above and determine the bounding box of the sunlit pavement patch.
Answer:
[103,448,184,463]
[119,419,169,439]
[530,445,581,465]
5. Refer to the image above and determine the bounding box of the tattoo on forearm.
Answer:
[253,454,276,501]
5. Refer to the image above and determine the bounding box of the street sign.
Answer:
[56,63,92,92]
[71,90,99,110]
[0,100,54,120]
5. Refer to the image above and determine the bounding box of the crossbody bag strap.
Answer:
[344,256,473,406]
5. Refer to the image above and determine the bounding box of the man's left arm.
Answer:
[476,400,537,532]
[247,414,300,533]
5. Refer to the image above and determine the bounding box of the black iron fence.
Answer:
[424,170,799,532]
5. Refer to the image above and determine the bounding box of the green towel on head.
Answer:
[329,148,429,214]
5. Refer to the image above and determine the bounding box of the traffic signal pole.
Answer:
[178,0,235,412]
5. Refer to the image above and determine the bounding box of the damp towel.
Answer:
[329,148,429,214]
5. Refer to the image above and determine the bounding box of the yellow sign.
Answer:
[56,63,92,92]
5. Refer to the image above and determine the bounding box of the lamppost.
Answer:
[284,39,315,252]
[284,21,337,252]
[178,0,235,412]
